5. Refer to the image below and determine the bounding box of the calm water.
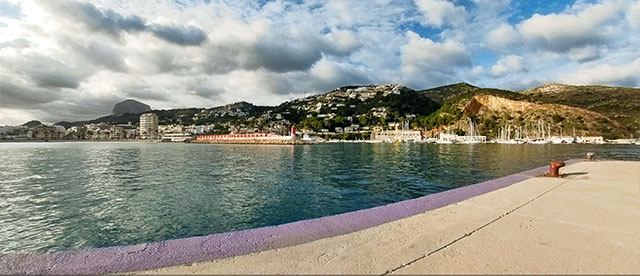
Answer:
[0,142,639,254]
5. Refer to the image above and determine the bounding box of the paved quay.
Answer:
[140,161,640,274]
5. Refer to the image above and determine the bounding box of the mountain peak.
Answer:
[21,120,42,128]
[524,83,573,94]
[112,99,151,115]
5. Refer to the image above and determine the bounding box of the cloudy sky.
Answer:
[1,0,639,125]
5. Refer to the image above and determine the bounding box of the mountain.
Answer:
[112,99,151,115]
[420,83,638,139]
[21,120,42,128]
[59,82,639,139]
[53,121,74,128]
[521,84,640,135]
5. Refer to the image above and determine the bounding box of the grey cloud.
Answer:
[303,60,372,93]
[0,38,30,49]
[38,0,207,46]
[30,71,81,89]
[40,96,121,122]
[405,70,459,90]
[150,25,208,46]
[249,40,323,73]
[146,49,193,74]
[3,55,94,89]
[187,83,223,99]
[604,77,639,88]
[203,39,324,74]
[58,37,127,71]
[40,0,145,36]
[120,84,169,101]
[84,42,127,71]
[526,34,605,54]
[308,70,370,93]
[203,48,241,74]
[0,78,60,108]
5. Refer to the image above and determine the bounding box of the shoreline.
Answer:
[143,160,640,274]
[2,139,638,146]
[0,159,582,274]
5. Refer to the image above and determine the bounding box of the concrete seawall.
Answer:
[193,138,307,145]
[2,160,638,274]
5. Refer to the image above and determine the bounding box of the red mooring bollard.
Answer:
[545,161,566,177]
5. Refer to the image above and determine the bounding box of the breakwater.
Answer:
[194,138,307,145]
[194,133,307,145]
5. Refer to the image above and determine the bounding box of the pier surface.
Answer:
[140,161,640,274]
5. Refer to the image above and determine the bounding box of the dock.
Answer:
[140,161,639,274]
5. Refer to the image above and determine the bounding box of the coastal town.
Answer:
[1,82,639,145]
[1,111,638,145]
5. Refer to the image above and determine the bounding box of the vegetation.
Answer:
[58,82,639,139]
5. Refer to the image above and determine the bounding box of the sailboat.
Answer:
[530,119,550,144]
[496,125,525,144]
[436,128,456,144]
[459,119,486,144]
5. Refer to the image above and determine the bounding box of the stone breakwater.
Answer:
[194,139,307,145]
[194,133,308,145]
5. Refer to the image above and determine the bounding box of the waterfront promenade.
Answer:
[141,160,639,274]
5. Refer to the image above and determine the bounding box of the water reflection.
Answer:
[0,142,638,253]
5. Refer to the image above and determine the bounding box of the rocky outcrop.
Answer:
[112,99,151,115]
[459,94,629,138]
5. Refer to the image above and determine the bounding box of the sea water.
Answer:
[1,142,638,253]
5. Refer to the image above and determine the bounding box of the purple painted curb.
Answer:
[0,159,582,275]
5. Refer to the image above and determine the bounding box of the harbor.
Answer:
[2,0,639,274]
[1,158,638,274]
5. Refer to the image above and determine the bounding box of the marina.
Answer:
[1,0,638,274]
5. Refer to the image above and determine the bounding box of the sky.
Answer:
[0,0,639,125]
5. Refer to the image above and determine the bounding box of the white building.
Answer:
[139,113,158,139]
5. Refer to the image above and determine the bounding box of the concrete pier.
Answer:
[140,161,640,274]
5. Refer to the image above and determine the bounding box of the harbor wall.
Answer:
[194,134,307,145]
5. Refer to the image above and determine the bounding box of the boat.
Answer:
[495,125,526,144]
[161,133,193,142]
[436,131,456,144]
[459,119,486,144]
[529,139,549,144]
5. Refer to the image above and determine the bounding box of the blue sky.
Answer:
[0,0,639,124]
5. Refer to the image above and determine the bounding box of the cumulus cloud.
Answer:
[567,46,600,62]
[518,1,624,53]
[628,1,640,27]
[415,0,466,28]
[487,23,519,48]
[401,31,470,74]
[491,55,526,77]
[307,59,371,92]
[560,58,640,87]
[0,0,638,125]
[321,28,361,56]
